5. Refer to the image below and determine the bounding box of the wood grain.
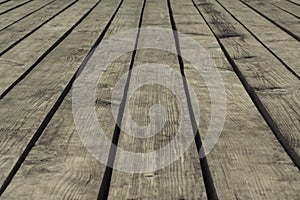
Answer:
[268,0,300,19]
[241,0,300,40]
[107,0,207,199]
[0,0,31,15]
[0,0,122,198]
[216,0,300,78]
[194,0,300,165]
[0,0,11,5]
[287,0,300,6]
[0,0,298,199]
[0,0,76,55]
[0,0,56,31]
[0,0,100,97]
[173,0,300,199]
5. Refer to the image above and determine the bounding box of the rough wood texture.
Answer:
[217,0,300,77]
[0,0,75,55]
[0,0,117,195]
[107,0,207,199]
[0,0,55,31]
[0,0,150,199]
[268,0,300,19]
[0,0,99,96]
[0,0,31,15]
[287,0,300,6]
[0,0,299,199]
[0,0,10,4]
[172,0,300,199]
[195,0,300,166]
[241,0,300,40]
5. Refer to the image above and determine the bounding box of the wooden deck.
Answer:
[0,0,299,199]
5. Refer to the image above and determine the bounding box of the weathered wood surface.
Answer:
[0,0,10,4]
[172,0,300,199]
[217,0,300,77]
[195,0,300,164]
[0,0,76,56]
[0,0,56,31]
[107,0,207,199]
[241,0,300,41]
[0,0,147,199]
[0,0,101,97]
[196,0,300,168]
[268,0,300,19]
[0,0,117,195]
[287,0,300,6]
[0,0,31,15]
[0,0,298,199]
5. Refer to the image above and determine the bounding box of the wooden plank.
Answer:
[173,0,300,199]
[195,0,300,165]
[215,0,300,78]
[0,0,121,196]
[269,0,300,19]
[192,0,300,195]
[0,0,154,198]
[0,0,76,56]
[0,0,102,98]
[0,0,11,5]
[287,0,300,6]
[107,0,207,199]
[241,0,300,41]
[0,0,32,15]
[0,0,56,31]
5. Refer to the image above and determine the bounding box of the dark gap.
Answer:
[192,0,300,170]
[286,0,300,7]
[0,0,101,100]
[168,0,219,199]
[215,0,300,79]
[0,0,124,195]
[273,4,300,19]
[0,0,32,15]
[0,0,58,32]
[240,0,300,42]
[97,0,147,199]
[0,0,79,57]
[0,0,11,5]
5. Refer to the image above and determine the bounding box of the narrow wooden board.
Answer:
[173,0,300,199]
[195,0,300,164]
[0,0,100,97]
[216,0,300,78]
[241,0,300,40]
[0,0,31,15]
[287,0,300,6]
[0,0,56,31]
[0,0,76,55]
[0,0,159,198]
[0,0,121,197]
[107,0,207,199]
[0,0,11,5]
[268,0,300,19]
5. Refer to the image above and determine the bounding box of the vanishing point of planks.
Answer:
[0,0,299,199]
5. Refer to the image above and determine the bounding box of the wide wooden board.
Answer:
[0,0,120,197]
[175,0,300,199]
[0,0,76,55]
[0,0,31,15]
[0,0,56,31]
[217,0,300,77]
[107,0,207,199]
[0,0,99,97]
[241,0,300,41]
